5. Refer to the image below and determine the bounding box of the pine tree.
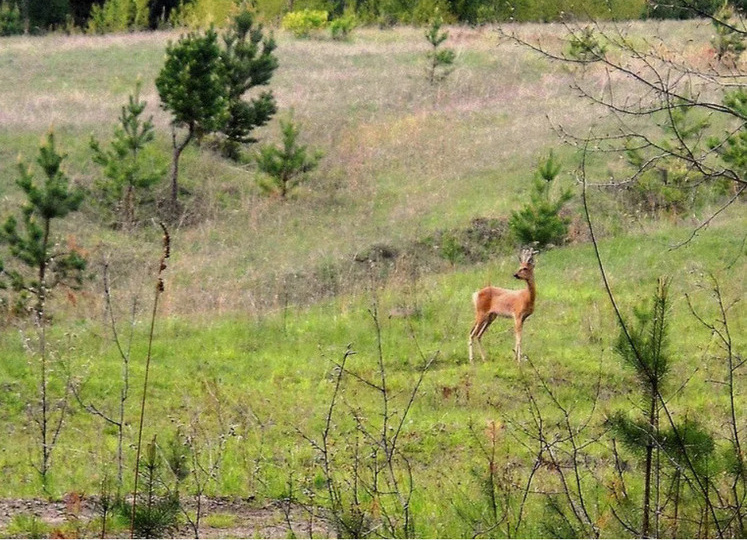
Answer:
[509,151,572,248]
[256,118,321,199]
[156,27,227,214]
[1,130,86,319]
[0,130,86,491]
[608,278,715,537]
[91,79,165,230]
[156,10,279,213]
[425,12,455,84]
[219,9,278,160]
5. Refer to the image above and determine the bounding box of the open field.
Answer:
[0,19,745,538]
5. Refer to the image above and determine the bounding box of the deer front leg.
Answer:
[514,317,523,362]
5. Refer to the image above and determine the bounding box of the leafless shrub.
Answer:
[295,300,435,538]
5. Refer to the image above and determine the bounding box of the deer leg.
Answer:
[468,320,484,363]
[476,337,487,362]
[471,314,496,362]
[514,317,523,362]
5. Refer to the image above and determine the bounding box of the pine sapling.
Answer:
[509,151,573,248]
[0,130,86,492]
[256,118,322,199]
[425,13,455,84]
[91,79,165,230]
[712,3,746,64]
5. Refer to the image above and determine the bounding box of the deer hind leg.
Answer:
[469,313,496,363]
[468,322,481,363]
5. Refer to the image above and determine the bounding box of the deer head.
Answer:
[513,248,538,281]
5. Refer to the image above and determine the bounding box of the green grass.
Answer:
[203,512,239,529]
[3,513,51,539]
[0,20,744,538]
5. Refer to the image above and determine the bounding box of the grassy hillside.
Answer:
[0,23,622,316]
[0,20,744,538]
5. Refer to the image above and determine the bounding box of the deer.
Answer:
[468,248,538,363]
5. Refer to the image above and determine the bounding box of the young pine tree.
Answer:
[1,130,86,319]
[156,27,227,214]
[256,118,321,199]
[0,130,86,491]
[425,12,455,84]
[566,26,607,64]
[127,435,181,539]
[219,9,278,160]
[712,2,746,64]
[90,79,165,230]
[509,151,573,248]
[608,278,715,538]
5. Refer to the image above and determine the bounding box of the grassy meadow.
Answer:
[0,19,745,537]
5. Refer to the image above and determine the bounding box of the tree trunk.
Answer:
[38,217,51,489]
[642,392,657,538]
[169,126,193,217]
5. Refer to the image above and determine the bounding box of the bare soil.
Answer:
[0,496,334,538]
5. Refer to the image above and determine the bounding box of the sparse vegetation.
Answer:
[4,513,51,538]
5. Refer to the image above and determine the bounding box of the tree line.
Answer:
[2,0,746,35]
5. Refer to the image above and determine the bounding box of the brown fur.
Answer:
[469,250,537,362]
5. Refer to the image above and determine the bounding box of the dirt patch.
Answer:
[0,496,334,538]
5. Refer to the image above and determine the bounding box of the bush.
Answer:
[330,13,356,40]
[87,0,149,33]
[168,0,237,28]
[421,217,509,265]
[0,2,22,36]
[282,9,328,38]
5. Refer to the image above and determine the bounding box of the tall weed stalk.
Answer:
[130,222,171,537]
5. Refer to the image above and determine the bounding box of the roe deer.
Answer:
[469,248,538,362]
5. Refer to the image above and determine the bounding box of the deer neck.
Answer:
[524,275,536,312]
